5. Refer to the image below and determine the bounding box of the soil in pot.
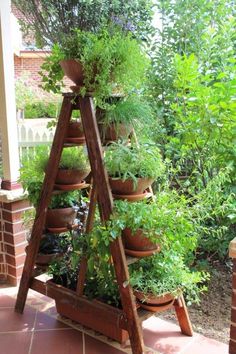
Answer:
[45,207,76,229]
[55,168,90,185]
[122,228,160,257]
[109,177,154,195]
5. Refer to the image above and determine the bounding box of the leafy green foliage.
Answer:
[59,147,89,171]
[104,142,165,182]
[24,101,60,118]
[129,249,208,305]
[40,28,149,106]
[102,95,154,127]
[19,145,81,208]
[13,0,154,47]
[109,191,198,255]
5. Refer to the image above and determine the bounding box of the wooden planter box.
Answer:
[46,281,129,343]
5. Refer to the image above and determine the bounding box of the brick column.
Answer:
[0,190,30,285]
[229,238,236,353]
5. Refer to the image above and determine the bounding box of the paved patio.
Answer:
[0,285,228,354]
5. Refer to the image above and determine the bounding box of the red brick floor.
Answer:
[0,285,229,354]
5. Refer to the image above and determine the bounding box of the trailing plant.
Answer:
[59,147,89,171]
[40,28,149,106]
[104,142,165,184]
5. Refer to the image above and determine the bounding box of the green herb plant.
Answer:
[40,28,149,106]
[129,249,209,305]
[59,147,89,171]
[104,142,165,185]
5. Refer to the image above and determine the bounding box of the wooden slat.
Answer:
[79,96,144,354]
[15,96,73,313]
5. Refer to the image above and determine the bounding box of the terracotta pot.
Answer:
[99,122,133,143]
[36,252,63,266]
[122,228,159,252]
[55,168,90,185]
[45,207,76,229]
[25,246,63,266]
[67,121,84,138]
[60,59,84,86]
[109,177,154,195]
[134,290,174,305]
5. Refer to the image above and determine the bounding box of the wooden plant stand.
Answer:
[15,93,193,354]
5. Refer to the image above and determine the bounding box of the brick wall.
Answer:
[0,199,31,285]
[14,55,45,87]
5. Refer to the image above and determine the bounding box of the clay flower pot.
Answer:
[55,168,90,185]
[134,290,175,312]
[65,121,86,144]
[99,123,133,143]
[60,59,84,86]
[45,207,76,229]
[109,177,154,195]
[67,121,84,138]
[122,228,160,257]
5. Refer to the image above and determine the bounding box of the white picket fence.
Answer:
[17,119,55,159]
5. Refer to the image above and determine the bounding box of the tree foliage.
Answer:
[12,0,154,47]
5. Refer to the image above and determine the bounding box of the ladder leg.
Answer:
[79,96,144,354]
[15,96,73,313]
[174,294,193,336]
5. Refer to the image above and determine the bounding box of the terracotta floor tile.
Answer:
[142,317,195,354]
[0,332,32,354]
[0,305,36,332]
[30,329,83,354]
[84,334,125,354]
[35,310,70,330]
[0,294,16,307]
[181,334,228,354]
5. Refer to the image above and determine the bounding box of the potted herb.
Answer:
[104,143,165,198]
[55,146,90,187]
[129,249,208,311]
[66,119,85,144]
[19,146,81,231]
[40,28,149,107]
[97,95,153,143]
[108,189,198,257]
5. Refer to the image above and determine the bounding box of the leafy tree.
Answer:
[12,0,154,47]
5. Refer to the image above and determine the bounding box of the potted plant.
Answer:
[40,28,149,107]
[26,232,70,268]
[97,95,153,143]
[55,146,90,188]
[104,143,165,199]
[129,249,208,311]
[65,119,85,144]
[19,146,81,231]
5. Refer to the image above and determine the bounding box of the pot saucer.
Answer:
[112,191,149,202]
[136,299,174,312]
[46,224,79,234]
[124,245,160,258]
[54,181,89,191]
